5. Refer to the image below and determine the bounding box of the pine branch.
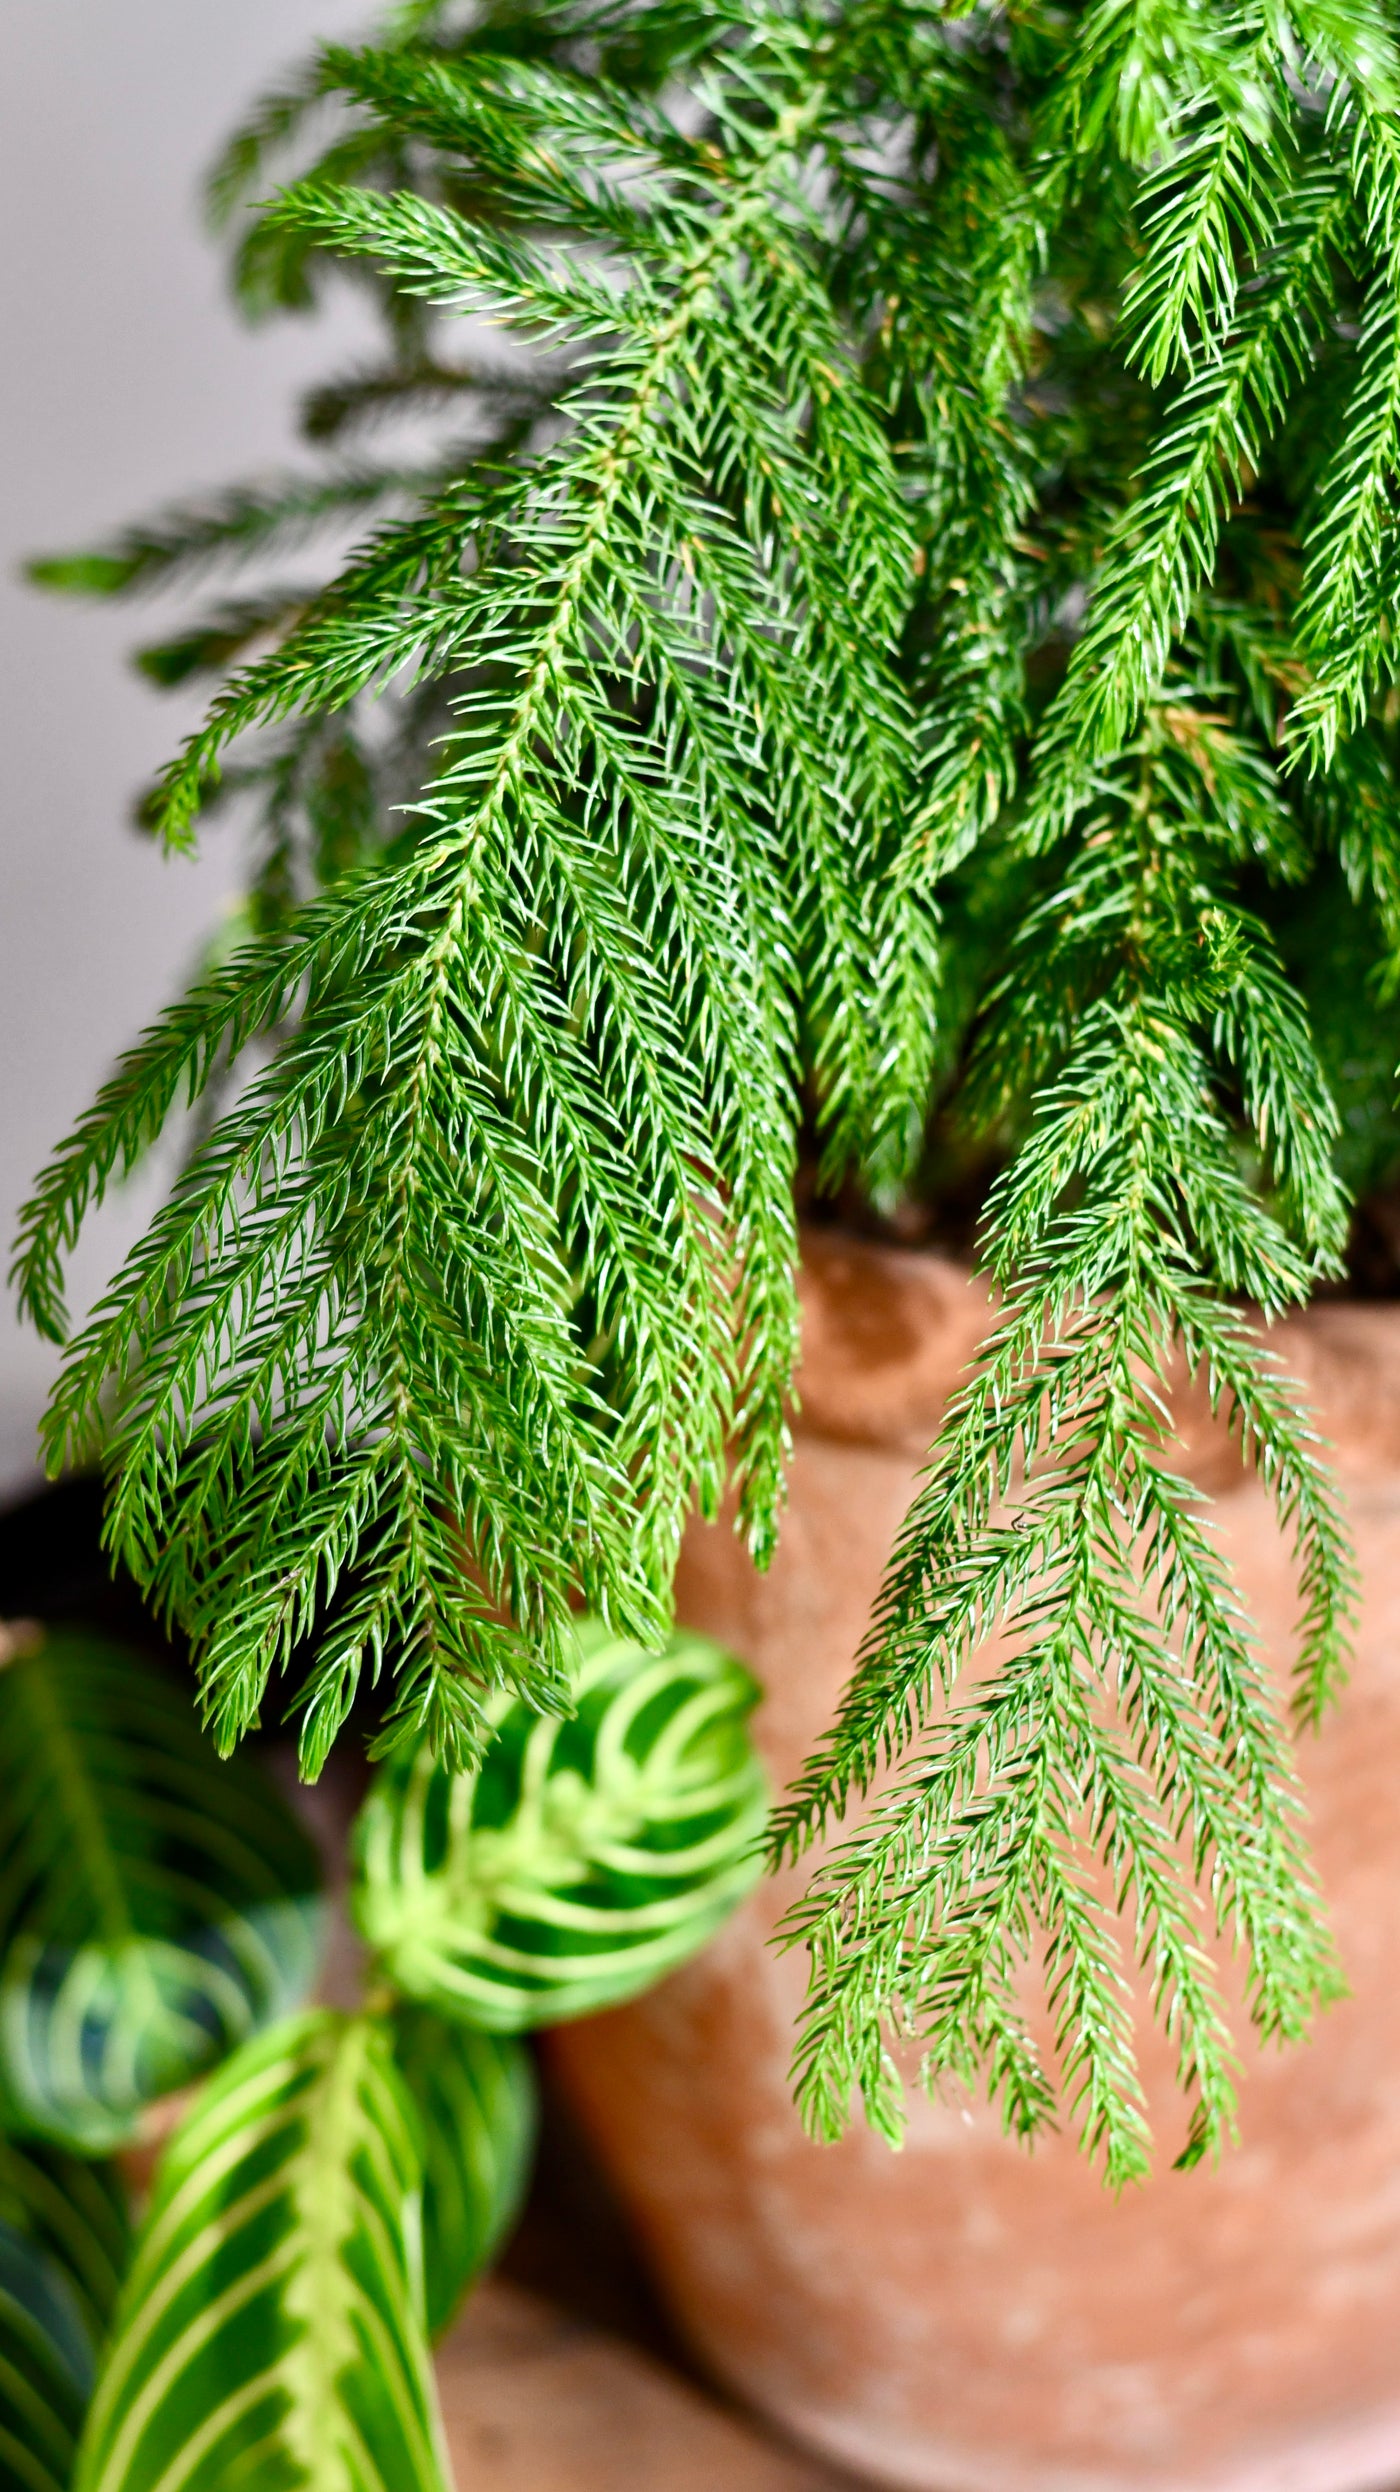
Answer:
[27,468,422,599]
[1291,260,1400,760]
[773,786,1353,2171]
[1030,153,1347,829]
[19,28,925,1770]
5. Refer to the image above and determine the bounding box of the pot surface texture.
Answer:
[549,1233,1400,2492]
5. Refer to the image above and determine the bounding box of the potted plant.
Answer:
[13,1,1400,2485]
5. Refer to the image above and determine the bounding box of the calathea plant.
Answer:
[0,1610,762,2488]
[16,0,1400,2228]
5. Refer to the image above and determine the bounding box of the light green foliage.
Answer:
[389,2006,536,2336]
[355,1618,766,2028]
[0,1634,323,2150]
[774,911,1353,2178]
[74,2011,451,2492]
[18,0,1400,2170]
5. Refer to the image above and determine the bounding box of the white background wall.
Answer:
[0,0,371,1500]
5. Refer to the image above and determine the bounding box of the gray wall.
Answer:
[0,1,370,1499]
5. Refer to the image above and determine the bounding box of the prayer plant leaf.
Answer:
[389,2004,536,2337]
[0,2216,95,2492]
[354,1619,767,2031]
[73,2009,450,2492]
[0,1633,324,2152]
[0,2138,130,2350]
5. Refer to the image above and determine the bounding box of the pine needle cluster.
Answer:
[18,0,1400,2174]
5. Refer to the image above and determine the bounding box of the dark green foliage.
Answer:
[0,2139,129,2350]
[0,1633,324,2149]
[1268,860,1400,1202]
[0,2219,93,2492]
[0,2144,129,2492]
[389,2007,536,2336]
[19,0,1400,2170]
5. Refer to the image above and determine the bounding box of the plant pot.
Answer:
[547,1232,1400,2492]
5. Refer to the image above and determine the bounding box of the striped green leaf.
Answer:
[0,2217,93,2492]
[355,1619,767,2030]
[0,2136,129,2346]
[389,2004,536,2337]
[0,1633,324,2152]
[74,2009,451,2492]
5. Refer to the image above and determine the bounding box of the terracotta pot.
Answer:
[548,1233,1400,2492]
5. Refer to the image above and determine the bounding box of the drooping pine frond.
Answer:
[771,763,1356,2180]
[20,0,1400,2167]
